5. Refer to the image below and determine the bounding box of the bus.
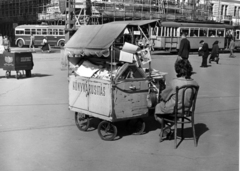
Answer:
[15,25,65,48]
[150,21,234,51]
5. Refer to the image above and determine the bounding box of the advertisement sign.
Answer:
[138,48,151,65]
[69,76,111,116]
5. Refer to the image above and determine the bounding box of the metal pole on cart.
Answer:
[138,26,152,77]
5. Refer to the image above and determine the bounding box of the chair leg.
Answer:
[181,117,184,140]
[159,120,164,142]
[174,122,177,149]
[192,120,197,147]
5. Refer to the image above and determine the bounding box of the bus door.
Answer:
[34,28,44,46]
[164,27,178,50]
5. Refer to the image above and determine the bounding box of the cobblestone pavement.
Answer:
[0,49,239,171]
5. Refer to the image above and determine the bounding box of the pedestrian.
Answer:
[209,40,220,64]
[154,59,198,141]
[177,32,191,62]
[29,33,35,52]
[229,38,235,58]
[199,40,209,67]
[3,35,10,52]
[41,37,50,53]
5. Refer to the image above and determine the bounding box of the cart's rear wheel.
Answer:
[126,118,145,135]
[25,70,32,78]
[5,71,10,78]
[98,121,117,141]
[75,112,90,131]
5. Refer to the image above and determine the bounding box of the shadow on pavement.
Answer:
[176,123,209,146]
[0,73,52,79]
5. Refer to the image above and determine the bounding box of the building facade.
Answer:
[211,0,240,25]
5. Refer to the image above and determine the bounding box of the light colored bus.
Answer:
[15,25,65,48]
[150,21,234,51]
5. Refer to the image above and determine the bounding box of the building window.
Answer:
[234,6,237,16]
[221,5,224,15]
[225,5,228,16]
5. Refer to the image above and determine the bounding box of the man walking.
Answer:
[29,33,35,52]
[229,38,235,57]
[177,32,191,61]
[199,40,209,67]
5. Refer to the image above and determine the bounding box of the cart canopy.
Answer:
[65,24,128,57]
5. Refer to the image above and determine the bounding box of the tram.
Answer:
[234,26,240,49]
[150,21,234,51]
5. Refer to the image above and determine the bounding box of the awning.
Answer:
[65,24,128,56]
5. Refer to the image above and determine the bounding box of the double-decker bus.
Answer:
[15,25,65,48]
[150,21,234,51]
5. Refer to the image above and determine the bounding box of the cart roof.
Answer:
[65,24,127,56]
[65,20,159,57]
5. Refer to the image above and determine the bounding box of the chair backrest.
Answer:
[174,85,199,116]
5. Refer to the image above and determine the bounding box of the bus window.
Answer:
[217,29,224,37]
[59,29,64,35]
[173,28,178,37]
[200,28,207,37]
[208,29,216,37]
[48,29,52,35]
[190,28,199,37]
[25,29,30,35]
[16,29,24,35]
[177,28,180,37]
[180,28,189,36]
[37,29,41,35]
[53,29,58,35]
[42,29,47,35]
[31,29,36,35]
[159,27,162,36]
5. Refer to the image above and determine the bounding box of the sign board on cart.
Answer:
[69,76,112,117]
[3,51,33,71]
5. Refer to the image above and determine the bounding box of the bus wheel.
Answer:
[58,40,65,48]
[17,40,24,48]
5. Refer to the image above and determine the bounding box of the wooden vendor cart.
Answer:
[65,21,167,141]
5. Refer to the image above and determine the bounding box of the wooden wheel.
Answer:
[5,71,10,78]
[98,121,117,141]
[75,112,90,131]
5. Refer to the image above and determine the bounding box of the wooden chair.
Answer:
[159,85,199,148]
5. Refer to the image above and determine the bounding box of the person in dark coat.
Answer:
[209,40,219,64]
[177,32,191,61]
[199,40,209,67]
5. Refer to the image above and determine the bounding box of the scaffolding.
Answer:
[91,0,213,21]
[0,0,51,45]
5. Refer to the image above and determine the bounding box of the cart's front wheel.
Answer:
[98,121,117,141]
[16,71,22,79]
[75,112,90,131]
[5,71,10,78]
[126,118,145,135]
